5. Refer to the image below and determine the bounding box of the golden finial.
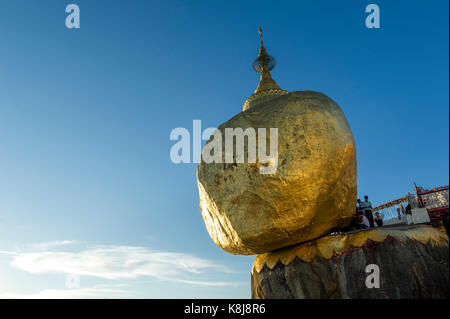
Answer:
[243,28,288,111]
[254,27,272,73]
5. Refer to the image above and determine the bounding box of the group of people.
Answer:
[352,195,384,230]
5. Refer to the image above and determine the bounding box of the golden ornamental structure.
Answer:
[243,28,288,111]
[197,28,357,255]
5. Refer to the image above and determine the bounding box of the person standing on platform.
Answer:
[356,199,364,215]
[361,195,375,228]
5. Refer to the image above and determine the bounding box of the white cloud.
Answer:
[2,242,241,287]
[170,279,241,287]
[0,286,129,299]
[30,240,79,250]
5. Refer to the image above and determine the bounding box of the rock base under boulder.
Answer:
[251,224,449,299]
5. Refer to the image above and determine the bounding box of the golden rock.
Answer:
[197,91,357,255]
[196,29,357,255]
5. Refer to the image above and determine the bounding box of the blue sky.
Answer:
[0,0,448,298]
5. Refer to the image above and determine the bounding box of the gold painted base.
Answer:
[253,224,449,273]
[251,224,449,299]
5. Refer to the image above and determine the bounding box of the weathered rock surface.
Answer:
[251,224,449,298]
[197,91,357,255]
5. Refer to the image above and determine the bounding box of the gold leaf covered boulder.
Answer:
[197,29,357,255]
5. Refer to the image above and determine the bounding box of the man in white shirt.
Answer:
[356,212,370,229]
[362,214,371,228]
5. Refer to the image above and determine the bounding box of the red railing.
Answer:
[416,185,449,223]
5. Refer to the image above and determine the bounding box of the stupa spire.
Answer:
[243,27,288,111]
[254,27,282,93]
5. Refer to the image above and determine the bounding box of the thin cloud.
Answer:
[0,286,130,299]
[30,240,80,250]
[2,242,241,287]
[168,278,242,287]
